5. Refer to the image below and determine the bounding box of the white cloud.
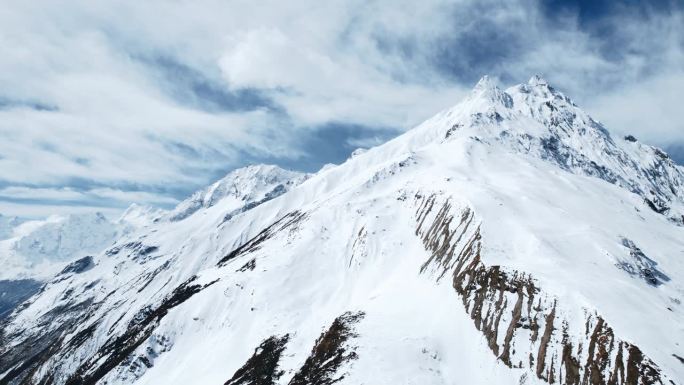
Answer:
[588,71,684,146]
[0,0,681,217]
[87,188,178,206]
[0,185,178,213]
[217,22,467,128]
[0,201,123,220]
[0,187,84,202]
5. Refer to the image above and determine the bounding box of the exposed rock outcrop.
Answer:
[415,193,666,385]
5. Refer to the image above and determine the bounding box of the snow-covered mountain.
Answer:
[0,206,164,281]
[0,207,162,322]
[118,204,166,230]
[0,215,24,240]
[1,76,683,385]
[166,164,309,222]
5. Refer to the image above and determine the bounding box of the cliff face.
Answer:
[415,192,664,385]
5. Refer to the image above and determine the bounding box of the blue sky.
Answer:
[0,0,682,218]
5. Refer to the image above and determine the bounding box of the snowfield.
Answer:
[0,205,164,281]
[0,76,682,385]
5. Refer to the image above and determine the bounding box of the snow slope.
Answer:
[0,205,163,281]
[0,77,682,385]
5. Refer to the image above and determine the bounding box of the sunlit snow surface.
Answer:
[1,77,682,385]
[0,205,164,280]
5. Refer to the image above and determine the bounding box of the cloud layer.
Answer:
[1,0,682,217]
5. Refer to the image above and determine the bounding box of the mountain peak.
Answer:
[473,75,496,90]
[118,203,165,228]
[438,76,684,224]
[167,163,309,221]
[468,75,513,109]
[527,74,548,87]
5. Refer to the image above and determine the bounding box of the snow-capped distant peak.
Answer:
[117,203,165,228]
[473,74,496,90]
[0,214,25,240]
[167,164,309,222]
[0,208,167,281]
[527,74,548,86]
[467,75,513,109]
